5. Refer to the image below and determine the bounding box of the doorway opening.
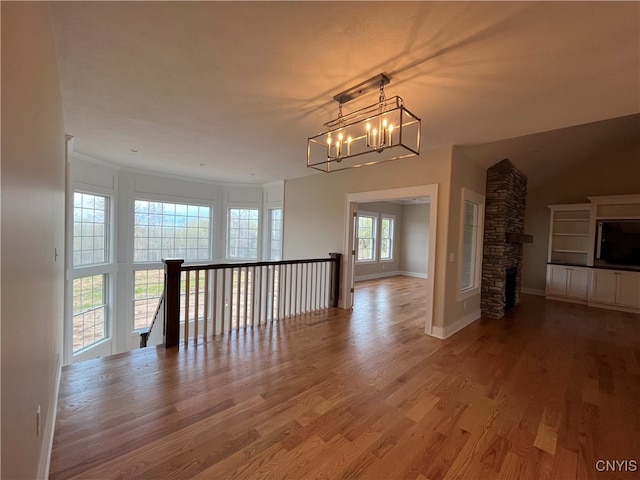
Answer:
[343,185,438,335]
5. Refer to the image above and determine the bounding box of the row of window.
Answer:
[75,196,278,268]
[356,212,394,262]
[71,192,282,354]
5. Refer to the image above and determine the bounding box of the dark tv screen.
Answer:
[600,221,640,267]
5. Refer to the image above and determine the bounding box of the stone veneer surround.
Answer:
[481,159,528,319]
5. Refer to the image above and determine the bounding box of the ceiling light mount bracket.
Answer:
[333,73,390,105]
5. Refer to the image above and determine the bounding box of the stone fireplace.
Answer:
[481,159,530,319]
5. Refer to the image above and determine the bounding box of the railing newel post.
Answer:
[164,258,184,348]
[329,253,342,308]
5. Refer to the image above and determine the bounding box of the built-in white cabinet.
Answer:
[546,264,589,301]
[547,265,640,311]
[616,271,640,308]
[547,204,595,266]
[589,269,617,304]
[589,269,640,310]
[546,195,640,313]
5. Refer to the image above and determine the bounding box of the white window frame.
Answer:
[227,206,261,260]
[379,214,395,262]
[67,187,116,362]
[356,211,378,264]
[73,191,111,267]
[457,188,485,301]
[132,197,213,264]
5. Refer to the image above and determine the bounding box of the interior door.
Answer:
[350,205,358,307]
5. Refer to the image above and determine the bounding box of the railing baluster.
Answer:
[282,264,286,318]
[244,266,250,328]
[214,269,220,333]
[322,263,327,308]
[294,264,299,315]
[316,262,321,310]
[318,263,323,309]
[235,267,240,330]
[287,264,292,317]
[251,266,257,327]
[271,265,276,322]
[194,270,200,344]
[311,263,315,311]
[221,269,225,332]
[203,270,213,338]
[325,262,329,307]
[258,266,264,325]
[184,271,190,344]
[304,263,309,312]
[320,263,325,308]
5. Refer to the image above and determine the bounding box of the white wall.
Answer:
[283,147,455,331]
[400,203,430,277]
[1,3,66,478]
[440,148,487,337]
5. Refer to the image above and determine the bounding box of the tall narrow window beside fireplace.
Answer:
[457,188,485,300]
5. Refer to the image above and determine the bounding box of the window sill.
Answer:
[457,286,480,301]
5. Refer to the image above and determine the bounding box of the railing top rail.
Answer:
[179,256,338,272]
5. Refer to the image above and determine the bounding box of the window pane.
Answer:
[269,208,282,261]
[133,269,164,331]
[72,274,107,352]
[73,192,108,267]
[228,208,260,259]
[461,201,478,291]
[380,216,394,260]
[134,200,211,262]
[356,214,376,261]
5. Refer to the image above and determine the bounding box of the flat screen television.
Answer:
[596,220,640,267]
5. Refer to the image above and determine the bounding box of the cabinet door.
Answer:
[546,265,567,297]
[566,267,588,300]
[589,269,617,304]
[615,272,640,308]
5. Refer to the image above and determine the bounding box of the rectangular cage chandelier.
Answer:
[307,73,421,173]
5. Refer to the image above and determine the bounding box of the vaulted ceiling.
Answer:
[50,1,640,185]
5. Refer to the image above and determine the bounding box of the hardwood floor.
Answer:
[50,276,640,479]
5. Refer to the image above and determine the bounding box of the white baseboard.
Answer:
[354,271,401,282]
[521,287,545,296]
[354,271,428,282]
[399,271,428,279]
[38,353,62,480]
[430,309,481,339]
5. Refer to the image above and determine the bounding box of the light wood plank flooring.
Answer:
[50,276,640,479]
